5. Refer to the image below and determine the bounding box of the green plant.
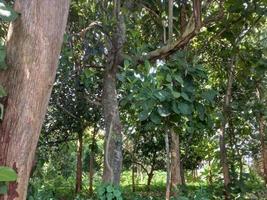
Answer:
[0,166,17,194]
[97,184,123,200]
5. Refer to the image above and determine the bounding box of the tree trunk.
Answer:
[256,85,267,185]
[75,132,83,194]
[102,69,123,185]
[170,128,182,196]
[220,58,235,200]
[89,130,96,195]
[102,0,124,186]
[132,164,135,192]
[147,171,154,188]
[89,148,94,195]
[165,132,171,200]
[0,1,70,200]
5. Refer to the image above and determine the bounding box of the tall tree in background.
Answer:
[102,0,125,185]
[0,0,70,199]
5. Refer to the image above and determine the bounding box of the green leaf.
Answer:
[154,90,168,102]
[0,183,7,194]
[144,60,150,71]
[106,185,113,193]
[124,59,130,68]
[138,110,149,121]
[0,44,7,69]
[0,1,18,22]
[150,111,161,124]
[178,102,192,115]
[201,90,217,102]
[166,74,172,82]
[0,166,17,182]
[196,103,205,121]
[174,74,183,84]
[181,92,191,102]
[171,101,180,114]
[0,85,6,98]
[172,91,181,98]
[157,106,170,117]
[113,189,121,198]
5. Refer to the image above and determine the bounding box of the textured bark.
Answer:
[165,132,171,200]
[220,59,235,200]
[0,1,70,199]
[256,85,267,185]
[102,69,123,185]
[75,132,83,194]
[102,0,125,185]
[170,128,182,196]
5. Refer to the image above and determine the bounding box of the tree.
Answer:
[0,1,70,199]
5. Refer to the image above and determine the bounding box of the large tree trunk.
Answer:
[0,1,70,199]
[102,0,125,186]
[75,132,83,194]
[256,85,267,185]
[170,128,182,196]
[220,59,235,200]
[102,69,123,185]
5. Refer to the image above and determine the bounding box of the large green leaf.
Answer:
[0,1,18,22]
[178,102,192,115]
[154,90,169,102]
[0,166,17,182]
[150,111,161,124]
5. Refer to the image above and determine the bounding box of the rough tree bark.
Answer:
[75,132,83,193]
[170,128,182,196]
[219,58,235,200]
[0,1,70,199]
[256,85,267,185]
[165,132,171,200]
[102,0,125,185]
[102,68,123,185]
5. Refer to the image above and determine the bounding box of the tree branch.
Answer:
[134,0,224,63]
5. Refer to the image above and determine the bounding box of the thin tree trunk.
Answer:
[89,130,96,195]
[75,132,83,194]
[165,132,171,200]
[168,0,173,41]
[0,1,70,200]
[132,164,135,192]
[147,171,154,188]
[89,148,94,195]
[170,128,182,196]
[256,85,267,185]
[132,145,136,192]
[220,58,235,200]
